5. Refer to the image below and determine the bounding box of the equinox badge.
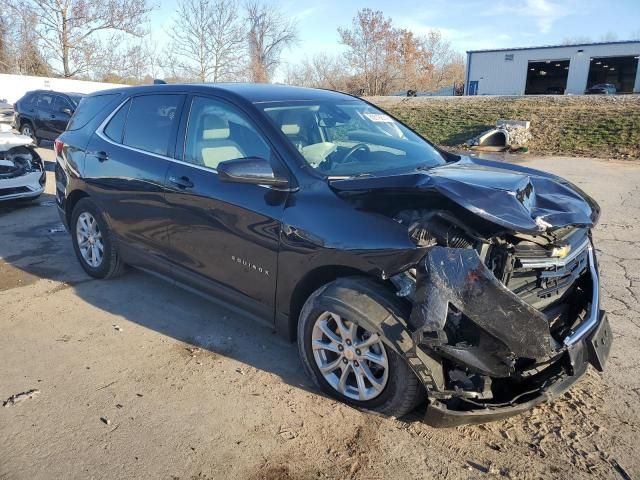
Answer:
[231,255,270,276]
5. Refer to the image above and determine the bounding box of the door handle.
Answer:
[94,151,109,162]
[50,114,56,118]
[168,175,194,189]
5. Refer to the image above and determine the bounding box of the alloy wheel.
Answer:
[76,212,104,268]
[311,311,389,401]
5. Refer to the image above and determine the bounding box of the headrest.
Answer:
[281,124,300,135]
[202,115,230,140]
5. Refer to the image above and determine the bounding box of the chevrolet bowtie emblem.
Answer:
[551,245,571,259]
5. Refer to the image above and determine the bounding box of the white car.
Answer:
[0,126,46,202]
[0,100,15,126]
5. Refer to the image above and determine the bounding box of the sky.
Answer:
[149,0,640,79]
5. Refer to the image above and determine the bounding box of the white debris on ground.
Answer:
[3,389,40,407]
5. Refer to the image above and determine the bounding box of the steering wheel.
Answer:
[340,143,370,164]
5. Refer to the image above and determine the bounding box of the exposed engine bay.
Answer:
[329,156,611,426]
[0,132,45,201]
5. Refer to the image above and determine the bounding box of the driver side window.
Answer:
[184,96,271,170]
[53,96,73,114]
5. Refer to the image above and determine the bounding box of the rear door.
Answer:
[84,93,185,261]
[164,94,288,315]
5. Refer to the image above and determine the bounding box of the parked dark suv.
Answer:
[14,90,84,144]
[55,84,611,426]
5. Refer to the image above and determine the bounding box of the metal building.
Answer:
[465,40,640,96]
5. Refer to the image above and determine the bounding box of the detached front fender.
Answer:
[410,247,555,360]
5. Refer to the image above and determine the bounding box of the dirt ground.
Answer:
[1,148,639,480]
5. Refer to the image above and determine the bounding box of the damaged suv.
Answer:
[55,84,610,426]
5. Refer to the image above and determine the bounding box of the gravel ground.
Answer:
[1,148,639,480]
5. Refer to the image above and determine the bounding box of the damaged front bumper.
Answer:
[0,146,45,201]
[407,242,611,427]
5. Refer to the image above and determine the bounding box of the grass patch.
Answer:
[368,95,640,159]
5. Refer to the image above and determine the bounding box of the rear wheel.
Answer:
[297,279,424,417]
[71,198,126,279]
[20,122,36,143]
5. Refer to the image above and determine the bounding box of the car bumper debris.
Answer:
[396,238,610,426]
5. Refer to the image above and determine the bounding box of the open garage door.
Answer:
[587,56,639,93]
[525,59,569,95]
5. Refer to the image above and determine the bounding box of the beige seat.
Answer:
[279,110,309,150]
[198,115,245,169]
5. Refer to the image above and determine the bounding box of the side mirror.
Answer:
[217,157,289,188]
[60,107,73,116]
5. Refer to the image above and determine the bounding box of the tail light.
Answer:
[54,138,64,156]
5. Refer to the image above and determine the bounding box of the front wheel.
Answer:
[297,279,424,417]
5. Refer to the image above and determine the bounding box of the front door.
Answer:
[50,96,74,137]
[34,92,56,139]
[164,95,288,317]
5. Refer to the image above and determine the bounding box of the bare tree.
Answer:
[338,9,395,96]
[166,0,246,82]
[285,53,349,90]
[389,29,433,93]
[421,30,464,91]
[7,0,154,78]
[96,35,161,84]
[209,0,246,81]
[245,1,297,83]
[0,9,50,76]
[0,13,11,73]
[338,10,464,95]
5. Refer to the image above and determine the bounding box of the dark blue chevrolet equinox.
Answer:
[55,84,611,426]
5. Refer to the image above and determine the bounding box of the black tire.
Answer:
[297,278,425,418]
[70,197,126,279]
[20,122,36,143]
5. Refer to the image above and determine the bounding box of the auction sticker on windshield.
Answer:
[364,113,394,122]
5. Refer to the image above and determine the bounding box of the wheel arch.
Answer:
[281,265,397,342]
[19,117,34,128]
[64,189,90,227]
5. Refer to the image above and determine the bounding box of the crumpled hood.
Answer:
[329,156,600,233]
[0,131,34,152]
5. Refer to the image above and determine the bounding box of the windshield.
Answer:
[68,94,83,106]
[260,100,446,176]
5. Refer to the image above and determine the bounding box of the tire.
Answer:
[70,197,126,279]
[297,278,424,418]
[20,122,36,143]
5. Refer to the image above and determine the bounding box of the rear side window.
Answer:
[20,93,36,105]
[122,95,183,156]
[36,93,54,109]
[104,100,131,143]
[67,93,120,131]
